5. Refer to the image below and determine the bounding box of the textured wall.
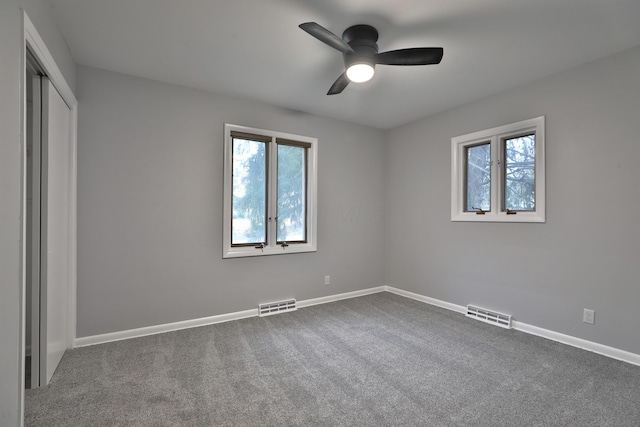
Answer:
[385,45,640,355]
[76,66,386,337]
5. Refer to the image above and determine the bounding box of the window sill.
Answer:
[451,211,545,223]
[223,243,317,259]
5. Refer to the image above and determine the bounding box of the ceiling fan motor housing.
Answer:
[342,25,379,68]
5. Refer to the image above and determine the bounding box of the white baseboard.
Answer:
[385,286,467,314]
[74,308,258,347]
[74,286,387,348]
[74,285,640,367]
[297,286,386,309]
[512,321,640,367]
[385,285,640,367]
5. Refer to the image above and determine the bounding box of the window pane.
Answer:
[277,144,306,242]
[232,138,266,244]
[465,143,491,211]
[504,134,535,211]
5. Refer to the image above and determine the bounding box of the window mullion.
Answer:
[267,138,278,248]
[490,136,500,215]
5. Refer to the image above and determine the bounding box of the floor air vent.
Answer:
[259,299,297,317]
[466,305,511,329]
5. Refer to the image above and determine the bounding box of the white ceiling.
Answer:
[49,0,640,129]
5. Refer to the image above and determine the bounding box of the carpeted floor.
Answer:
[25,292,640,426]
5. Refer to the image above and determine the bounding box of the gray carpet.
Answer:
[25,292,640,426]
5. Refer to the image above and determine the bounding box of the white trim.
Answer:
[222,123,318,258]
[74,286,387,347]
[385,286,466,314]
[23,11,78,351]
[67,107,78,352]
[451,116,545,223]
[74,285,640,367]
[385,286,640,367]
[512,321,640,367]
[23,14,76,108]
[19,12,27,427]
[20,10,77,421]
[297,287,386,309]
[74,309,259,347]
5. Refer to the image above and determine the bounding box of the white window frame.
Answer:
[451,116,545,223]
[223,123,318,258]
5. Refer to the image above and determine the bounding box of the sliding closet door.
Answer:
[28,72,42,388]
[40,77,71,385]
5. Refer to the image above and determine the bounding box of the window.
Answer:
[451,116,545,222]
[223,124,317,257]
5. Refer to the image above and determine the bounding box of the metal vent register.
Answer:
[259,299,297,317]
[466,304,512,329]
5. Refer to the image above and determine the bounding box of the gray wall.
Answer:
[385,45,640,355]
[0,1,75,425]
[76,66,386,337]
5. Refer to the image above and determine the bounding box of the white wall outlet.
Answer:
[324,275,331,286]
[583,308,595,324]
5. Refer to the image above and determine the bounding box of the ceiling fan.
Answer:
[299,22,444,95]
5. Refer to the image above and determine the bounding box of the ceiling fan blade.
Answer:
[327,72,350,95]
[376,47,444,65]
[299,22,354,54]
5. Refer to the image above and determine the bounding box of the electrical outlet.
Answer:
[324,275,331,286]
[583,308,595,324]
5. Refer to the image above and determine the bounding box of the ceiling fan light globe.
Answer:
[346,63,375,83]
